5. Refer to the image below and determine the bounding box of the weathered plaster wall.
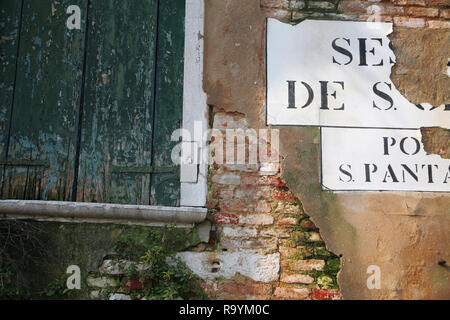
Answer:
[0,221,205,299]
[391,28,449,106]
[204,0,449,300]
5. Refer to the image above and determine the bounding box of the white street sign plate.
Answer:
[321,127,450,192]
[266,19,449,129]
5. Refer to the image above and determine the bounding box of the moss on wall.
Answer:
[0,220,202,299]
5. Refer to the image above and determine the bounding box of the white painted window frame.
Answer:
[180,0,208,208]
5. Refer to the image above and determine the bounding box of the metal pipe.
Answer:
[0,200,207,228]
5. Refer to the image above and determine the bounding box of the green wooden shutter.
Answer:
[0,0,22,196]
[1,0,87,201]
[149,0,185,207]
[0,0,185,206]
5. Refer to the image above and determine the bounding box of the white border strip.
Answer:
[180,0,208,207]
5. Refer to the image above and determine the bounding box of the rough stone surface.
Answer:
[87,277,118,289]
[274,287,310,300]
[196,220,212,243]
[421,127,450,159]
[219,238,278,253]
[239,214,274,225]
[100,260,147,276]
[109,294,132,301]
[390,28,450,106]
[176,252,280,283]
[281,273,315,284]
[221,226,259,238]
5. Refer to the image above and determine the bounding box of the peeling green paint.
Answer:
[2,0,87,201]
[1,0,186,206]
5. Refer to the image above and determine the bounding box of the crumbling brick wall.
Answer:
[202,0,449,300]
[205,111,341,300]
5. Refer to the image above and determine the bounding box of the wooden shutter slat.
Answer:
[150,0,185,206]
[77,0,159,205]
[3,0,87,201]
[0,0,22,196]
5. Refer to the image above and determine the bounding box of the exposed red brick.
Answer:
[218,187,234,200]
[393,0,426,6]
[239,214,274,226]
[281,273,314,285]
[377,5,405,15]
[406,6,439,17]
[425,0,450,6]
[441,9,450,19]
[212,173,241,185]
[274,203,302,214]
[339,0,370,13]
[123,278,151,291]
[215,275,273,300]
[274,287,310,300]
[272,190,296,202]
[340,1,405,15]
[279,246,312,259]
[278,217,299,226]
[359,14,394,22]
[214,212,239,224]
[393,16,426,27]
[282,259,326,272]
[219,200,272,213]
[242,175,287,188]
[260,0,290,10]
[427,20,450,28]
[300,219,318,230]
[206,200,219,209]
[234,187,272,200]
[312,288,342,300]
[260,228,291,239]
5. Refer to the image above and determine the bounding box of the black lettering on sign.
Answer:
[300,82,314,109]
[384,136,420,156]
[444,166,450,183]
[389,41,396,65]
[285,81,314,109]
[332,38,353,65]
[287,80,296,109]
[383,165,399,183]
[320,81,345,110]
[358,38,384,67]
[422,164,439,184]
[383,137,396,155]
[373,82,394,110]
[400,137,420,156]
[339,164,353,182]
[401,164,419,183]
[365,164,378,182]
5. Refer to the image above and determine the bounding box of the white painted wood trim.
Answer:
[0,200,207,228]
[180,0,208,207]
